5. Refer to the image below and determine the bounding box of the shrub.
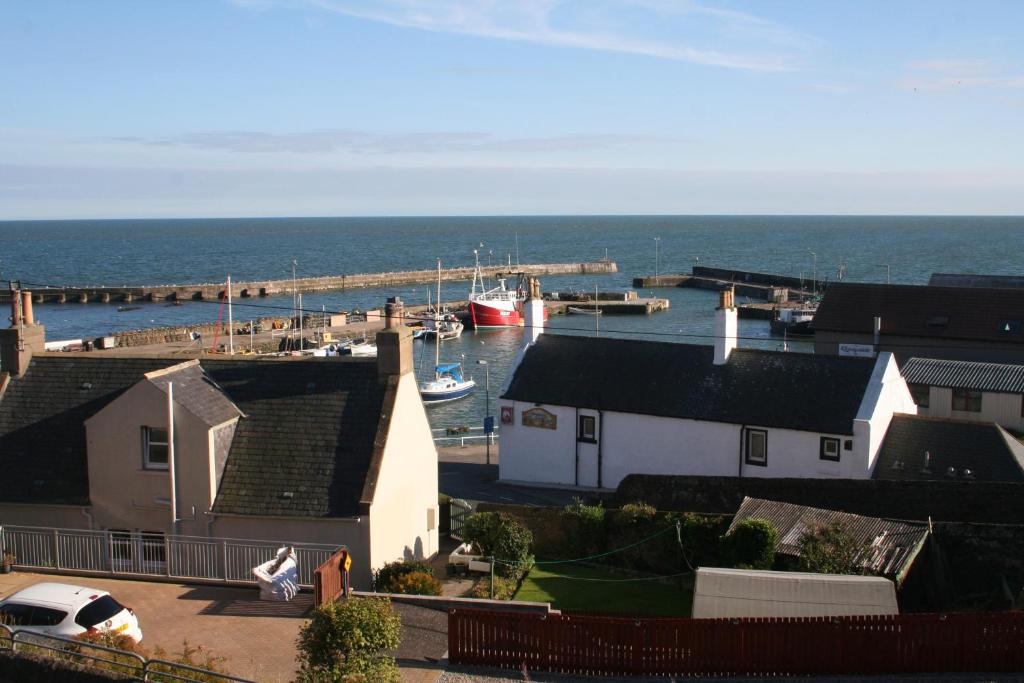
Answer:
[561,497,606,557]
[373,559,433,592]
[296,598,402,683]
[388,571,442,596]
[462,512,534,581]
[616,501,657,525]
[798,522,869,575]
[722,519,777,570]
[470,576,518,601]
[665,512,731,569]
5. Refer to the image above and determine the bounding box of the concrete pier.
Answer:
[633,266,815,302]
[1,260,617,305]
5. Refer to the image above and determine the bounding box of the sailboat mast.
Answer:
[595,285,600,337]
[435,259,441,372]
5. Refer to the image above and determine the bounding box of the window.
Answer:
[744,429,767,467]
[844,439,853,451]
[578,415,596,443]
[952,388,982,413]
[142,426,168,469]
[110,529,132,562]
[140,531,166,569]
[820,437,841,462]
[74,596,126,629]
[909,384,930,408]
[0,603,33,626]
[27,606,67,626]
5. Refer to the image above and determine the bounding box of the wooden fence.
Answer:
[448,608,1024,677]
[313,548,350,606]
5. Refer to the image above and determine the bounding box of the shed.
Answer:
[692,567,899,618]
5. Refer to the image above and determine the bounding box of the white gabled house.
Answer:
[498,288,917,489]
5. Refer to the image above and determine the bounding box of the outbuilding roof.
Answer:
[0,354,389,517]
[813,283,1024,344]
[901,357,1024,394]
[872,414,1024,483]
[728,496,929,583]
[501,334,877,435]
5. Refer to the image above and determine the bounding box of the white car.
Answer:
[0,582,143,643]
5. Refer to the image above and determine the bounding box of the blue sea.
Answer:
[2,215,1022,431]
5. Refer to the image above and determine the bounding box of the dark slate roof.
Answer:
[729,497,929,582]
[0,354,388,517]
[901,357,1024,394]
[929,273,1024,289]
[146,362,244,427]
[873,414,1024,483]
[206,358,386,518]
[0,355,178,505]
[813,283,1024,344]
[501,334,877,435]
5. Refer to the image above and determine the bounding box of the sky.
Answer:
[1,0,1023,218]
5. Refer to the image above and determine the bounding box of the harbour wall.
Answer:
[2,261,617,305]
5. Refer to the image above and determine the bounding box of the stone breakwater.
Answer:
[3,261,618,304]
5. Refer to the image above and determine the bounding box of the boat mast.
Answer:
[595,284,600,337]
[435,258,441,376]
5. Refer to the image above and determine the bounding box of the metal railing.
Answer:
[432,425,499,447]
[0,525,340,589]
[0,623,254,682]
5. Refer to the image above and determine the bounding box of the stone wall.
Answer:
[615,474,1024,524]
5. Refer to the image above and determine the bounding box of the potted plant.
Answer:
[1,549,14,574]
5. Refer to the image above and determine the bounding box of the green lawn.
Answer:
[514,564,693,617]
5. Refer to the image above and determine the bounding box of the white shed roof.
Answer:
[691,567,898,619]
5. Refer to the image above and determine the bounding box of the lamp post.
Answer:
[654,237,661,278]
[808,251,817,295]
[876,263,891,284]
[477,360,492,465]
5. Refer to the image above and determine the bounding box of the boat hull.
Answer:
[421,383,475,403]
[468,301,549,329]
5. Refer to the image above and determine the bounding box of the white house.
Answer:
[498,288,917,489]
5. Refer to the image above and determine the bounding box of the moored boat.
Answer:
[770,306,816,337]
[419,362,476,403]
[567,306,602,316]
[467,248,549,328]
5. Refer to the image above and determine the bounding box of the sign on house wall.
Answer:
[522,407,557,430]
[501,405,513,425]
[839,343,876,358]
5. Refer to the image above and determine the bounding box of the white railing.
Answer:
[432,425,499,447]
[0,525,340,589]
[0,623,255,682]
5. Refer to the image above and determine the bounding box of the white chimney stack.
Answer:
[714,288,737,365]
[523,277,545,344]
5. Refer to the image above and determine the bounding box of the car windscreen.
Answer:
[74,595,125,628]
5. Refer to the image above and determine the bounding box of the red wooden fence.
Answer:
[313,548,349,606]
[448,608,1024,677]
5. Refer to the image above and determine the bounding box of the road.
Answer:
[438,445,581,507]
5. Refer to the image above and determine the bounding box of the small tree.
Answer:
[296,597,402,683]
[798,522,868,575]
[462,511,534,581]
[373,559,434,593]
[723,519,777,570]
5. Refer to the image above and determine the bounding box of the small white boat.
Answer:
[420,363,475,403]
[568,306,602,316]
[340,338,377,357]
[424,316,464,341]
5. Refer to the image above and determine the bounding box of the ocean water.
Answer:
[2,215,1023,431]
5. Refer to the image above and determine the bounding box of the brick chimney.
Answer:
[523,277,545,344]
[376,297,412,378]
[713,287,737,365]
[1,289,46,378]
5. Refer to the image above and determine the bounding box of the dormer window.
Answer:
[142,426,169,470]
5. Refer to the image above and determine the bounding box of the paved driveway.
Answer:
[1,571,447,683]
[438,445,582,506]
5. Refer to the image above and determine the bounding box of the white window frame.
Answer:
[820,436,841,462]
[577,414,597,443]
[744,428,767,467]
[142,426,169,470]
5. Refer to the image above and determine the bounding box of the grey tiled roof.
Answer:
[929,273,1024,289]
[901,357,1024,394]
[501,334,877,435]
[146,362,244,427]
[0,355,389,517]
[729,496,929,582]
[0,356,178,504]
[873,414,1024,483]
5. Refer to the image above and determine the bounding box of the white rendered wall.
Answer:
[923,387,1024,431]
[855,353,917,473]
[499,401,578,486]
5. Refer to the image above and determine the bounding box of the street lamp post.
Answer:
[876,263,891,284]
[478,360,491,466]
[809,251,817,295]
[654,237,661,278]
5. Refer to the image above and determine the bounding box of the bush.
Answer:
[666,512,731,569]
[388,571,442,596]
[373,559,433,592]
[296,598,402,683]
[722,519,777,570]
[616,501,657,525]
[798,522,868,575]
[470,575,518,601]
[561,497,606,557]
[462,512,534,581]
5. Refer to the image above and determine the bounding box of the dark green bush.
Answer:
[561,497,607,557]
[388,570,442,596]
[372,559,433,592]
[462,511,534,581]
[295,597,402,683]
[722,518,778,569]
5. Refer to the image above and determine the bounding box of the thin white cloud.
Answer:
[228,0,812,71]
[899,59,1024,91]
[103,129,688,155]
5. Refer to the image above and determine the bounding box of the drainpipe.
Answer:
[574,407,580,487]
[737,425,747,477]
[81,507,95,530]
[168,381,179,535]
[597,409,604,489]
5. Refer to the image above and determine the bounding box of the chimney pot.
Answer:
[21,291,34,326]
[713,287,737,365]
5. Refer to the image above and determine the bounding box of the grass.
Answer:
[514,564,694,617]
